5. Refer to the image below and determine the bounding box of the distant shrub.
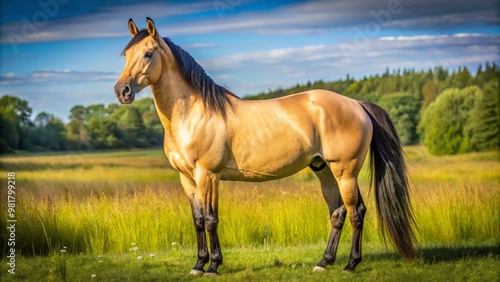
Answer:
[378,92,420,145]
[418,86,482,155]
[468,80,500,151]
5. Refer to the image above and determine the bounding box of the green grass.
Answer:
[0,146,499,280]
[2,244,498,281]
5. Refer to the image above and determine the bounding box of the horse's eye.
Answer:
[145,51,153,59]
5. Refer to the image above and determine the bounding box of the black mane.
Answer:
[121,29,238,117]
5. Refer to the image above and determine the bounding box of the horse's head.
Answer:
[114,18,164,104]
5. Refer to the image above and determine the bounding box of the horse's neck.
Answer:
[151,72,195,126]
[150,72,208,156]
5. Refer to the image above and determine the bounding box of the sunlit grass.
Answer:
[11,166,179,183]
[0,146,498,258]
[1,243,498,281]
[414,180,499,243]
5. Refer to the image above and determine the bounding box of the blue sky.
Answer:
[1,0,499,121]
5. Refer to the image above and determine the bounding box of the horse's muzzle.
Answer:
[114,83,135,104]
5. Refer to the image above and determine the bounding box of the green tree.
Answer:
[449,66,473,89]
[87,117,124,149]
[34,111,51,127]
[0,109,18,153]
[134,98,163,146]
[33,112,67,150]
[142,111,163,146]
[105,103,119,114]
[433,66,448,81]
[86,104,106,120]
[134,98,155,115]
[378,93,420,145]
[0,95,33,127]
[469,80,500,150]
[421,81,439,111]
[0,95,33,150]
[110,105,146,147]
[67,105,89,146]
[418,86,482,155]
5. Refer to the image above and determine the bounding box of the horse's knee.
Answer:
[193,215,205,231]
[205,215,218,233]
[331,205,347,228]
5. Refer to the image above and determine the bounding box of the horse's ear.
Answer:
[128,18,138,37]
[146,17,158,39]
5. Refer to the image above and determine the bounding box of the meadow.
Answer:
[0,146,499,281]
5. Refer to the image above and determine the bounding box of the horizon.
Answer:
[1,0,499,121]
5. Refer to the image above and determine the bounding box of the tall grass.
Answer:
[413,180,499,244]
[0,147,498,256]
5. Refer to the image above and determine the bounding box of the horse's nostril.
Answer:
[123,85,131,96]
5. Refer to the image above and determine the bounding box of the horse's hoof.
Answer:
[342,267,354,273]
[203,272,219,277]
[189,269,205,276]
[313,266,327,272]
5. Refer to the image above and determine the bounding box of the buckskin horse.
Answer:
[114,18,417,277]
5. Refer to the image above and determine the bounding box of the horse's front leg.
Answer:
[194,169,223,276]
[180,174,209,276]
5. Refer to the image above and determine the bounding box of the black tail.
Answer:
[360,101,417,260]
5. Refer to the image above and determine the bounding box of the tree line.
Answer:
[0,97,163,154]
[248,62,499,155]
[1,62,499,155]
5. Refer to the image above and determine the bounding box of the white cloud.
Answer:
[2,0,498,43]
[0,2,211,43]
[166,0,500,36]
[199,33,500,95]
[0,70,119,86]
[205,33,498,69]
[379,33,486,41]
[184,43,217,49]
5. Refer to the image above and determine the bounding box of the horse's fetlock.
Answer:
[211,252,223,264]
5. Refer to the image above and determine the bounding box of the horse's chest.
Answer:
[163,135,225,178]
[166,150,193,176]
[163,135,194,176]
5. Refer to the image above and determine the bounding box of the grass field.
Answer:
[1,146,499,281]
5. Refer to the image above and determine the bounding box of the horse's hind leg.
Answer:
[336,176,366,272]
[311,162,346,272]
[344,188,366,272]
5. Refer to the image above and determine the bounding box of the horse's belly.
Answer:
[220,166,302,182]
[220,152,313,182]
